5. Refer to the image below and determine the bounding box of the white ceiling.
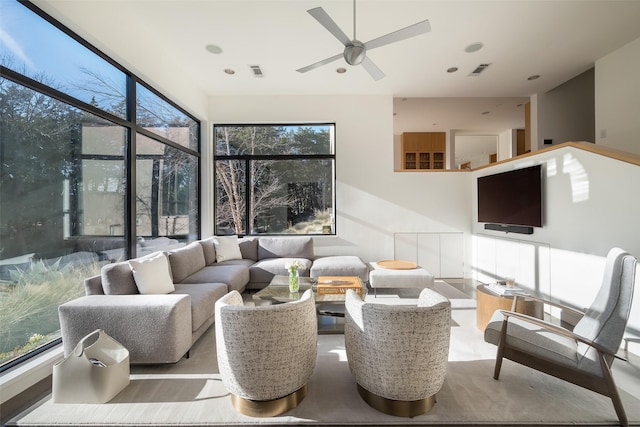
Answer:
[33,0,640,131]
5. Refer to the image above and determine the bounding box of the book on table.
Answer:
[316,276,363,295]
[486,283,528,296]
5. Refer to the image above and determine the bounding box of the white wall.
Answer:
[209,95,473,267]
[472,146,640,354]
[534,68,595,150]
[595,36,640,156]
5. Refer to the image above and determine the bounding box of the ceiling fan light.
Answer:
[344,41,366,65]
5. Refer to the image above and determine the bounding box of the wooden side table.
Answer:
[475,284,544,331]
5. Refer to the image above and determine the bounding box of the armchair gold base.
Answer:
[357,383,436,417]
[231,384,307,418]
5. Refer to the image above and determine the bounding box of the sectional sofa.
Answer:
[58,236,368,364]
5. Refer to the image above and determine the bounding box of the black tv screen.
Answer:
[477,165,543,227]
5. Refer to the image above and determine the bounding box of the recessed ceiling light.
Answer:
[447,67,458,73]
[205,44,223,54]
[465,42,483,53]
[224,68,235,75]
[336,67,347,74]
[527,75,540,81]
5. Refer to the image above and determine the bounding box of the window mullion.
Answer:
[245,159,251,236]
[126,77,137,259]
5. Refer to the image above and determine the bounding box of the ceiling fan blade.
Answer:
[361,56,386,81]
[307,7,351,46]
[364,19,431,51]
[297,53,343,73]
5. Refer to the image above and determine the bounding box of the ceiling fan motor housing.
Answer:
[344,40,366,65]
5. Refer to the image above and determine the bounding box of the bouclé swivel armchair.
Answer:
[215,289,317,417]
[344,288,451,417]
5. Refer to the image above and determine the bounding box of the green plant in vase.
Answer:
[285,260,303,293]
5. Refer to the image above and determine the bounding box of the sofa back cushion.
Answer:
[258,237,314,260]
[239,237,258,261]
[199,237,217,265]
[84,275,105,295]
[101,262,139,295]
[168,242,206,283]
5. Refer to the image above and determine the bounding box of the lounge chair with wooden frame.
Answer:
[484,248,637,427]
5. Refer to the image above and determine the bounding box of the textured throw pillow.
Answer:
[214,235,243,262]
[128,252,175,294]
[101,262,139,295]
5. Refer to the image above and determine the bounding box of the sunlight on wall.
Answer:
[546,158,557,177]
[562,153,590,202]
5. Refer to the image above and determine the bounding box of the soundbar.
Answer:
[484,223,534,235]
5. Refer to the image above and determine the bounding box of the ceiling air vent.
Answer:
[469,63,491,76]
[249,65,264,78]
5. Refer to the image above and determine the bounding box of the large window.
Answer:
[136,134,199,240]
[214,124,335,235]
[0,1,200,369]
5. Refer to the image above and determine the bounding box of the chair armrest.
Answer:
[512,294,585,317]
[58,294,192,364]
[498,310,616,358]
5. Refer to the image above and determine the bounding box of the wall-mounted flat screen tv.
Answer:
[477,164,543,227]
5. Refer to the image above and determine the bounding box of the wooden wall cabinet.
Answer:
[401,132,446,170]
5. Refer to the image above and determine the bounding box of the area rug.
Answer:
[9,282,640,426]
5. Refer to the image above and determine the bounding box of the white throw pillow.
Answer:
[129,252,175,294]
[214,235,242,262]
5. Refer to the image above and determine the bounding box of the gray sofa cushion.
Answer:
[101,262,138,295]
[199,237,217,265]
[310,256,369,281]
[250,258,312,283]
[168,242,206,283]
[216,259,255,268]
[84,275,105,295]
[239,238,258,261]
[173,283,227,332]
[181,265,250,293]
[257,237,314,260]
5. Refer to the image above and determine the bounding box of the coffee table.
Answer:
[253,275,365,334]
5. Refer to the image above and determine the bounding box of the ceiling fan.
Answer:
[297,0,431,81]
